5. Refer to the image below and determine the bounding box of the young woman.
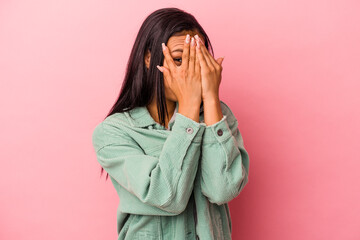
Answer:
[92,7,250,240]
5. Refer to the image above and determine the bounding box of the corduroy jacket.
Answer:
[92,100,250,240]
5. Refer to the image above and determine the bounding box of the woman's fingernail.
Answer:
[191,37,195,46]
[185,34,190,44]
[162,43,166,51]
[196,39,200,48]
[157,65,163,72]
[195,35,204,45]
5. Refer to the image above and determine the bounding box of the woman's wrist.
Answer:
[202,96,223,126]
[202,93,220,104]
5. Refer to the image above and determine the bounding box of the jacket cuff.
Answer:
[172,113,206,142]
[202,115,233,144]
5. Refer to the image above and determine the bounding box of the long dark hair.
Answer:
[100,7,214,180]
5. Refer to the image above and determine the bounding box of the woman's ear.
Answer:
[144,49,151,69]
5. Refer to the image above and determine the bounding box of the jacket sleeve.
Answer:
[200,100,250,205]
[92,112,206,215]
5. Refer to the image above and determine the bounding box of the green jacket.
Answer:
[92,100,250,240]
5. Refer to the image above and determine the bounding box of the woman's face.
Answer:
[163,31,205,101]
[145,30,206,102]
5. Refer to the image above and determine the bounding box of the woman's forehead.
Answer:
[167,33,205,50]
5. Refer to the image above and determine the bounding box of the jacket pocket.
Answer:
[118,214,136,239]
[134,229,157,240]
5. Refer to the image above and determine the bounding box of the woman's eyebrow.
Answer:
[171,49,183,53]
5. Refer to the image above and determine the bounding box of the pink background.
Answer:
[1,0,359,239]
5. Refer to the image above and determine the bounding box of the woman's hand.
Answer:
[157,34,202,121]
[194,35,225,102]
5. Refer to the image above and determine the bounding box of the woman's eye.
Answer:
[174,58,182,63]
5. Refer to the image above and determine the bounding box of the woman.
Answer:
[92,7,250,240]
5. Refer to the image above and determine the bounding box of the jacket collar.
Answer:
[127,101,204,128]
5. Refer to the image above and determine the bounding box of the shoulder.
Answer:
[219,100,238,124]
[92,112,131,152]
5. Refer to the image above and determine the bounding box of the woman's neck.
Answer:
[146,99,177,128]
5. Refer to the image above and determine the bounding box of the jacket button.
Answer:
[217,129,223,136]
[186,127,194,134]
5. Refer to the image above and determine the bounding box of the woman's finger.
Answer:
[216,57,225,68]
[162,43,177,72]
[195,35,220,71]
[195,37,209,71]
[157,65,171,81]
[195,44,201,78]
[195,35,214,70]
[188,37,196,78]
[181,34,190,70]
